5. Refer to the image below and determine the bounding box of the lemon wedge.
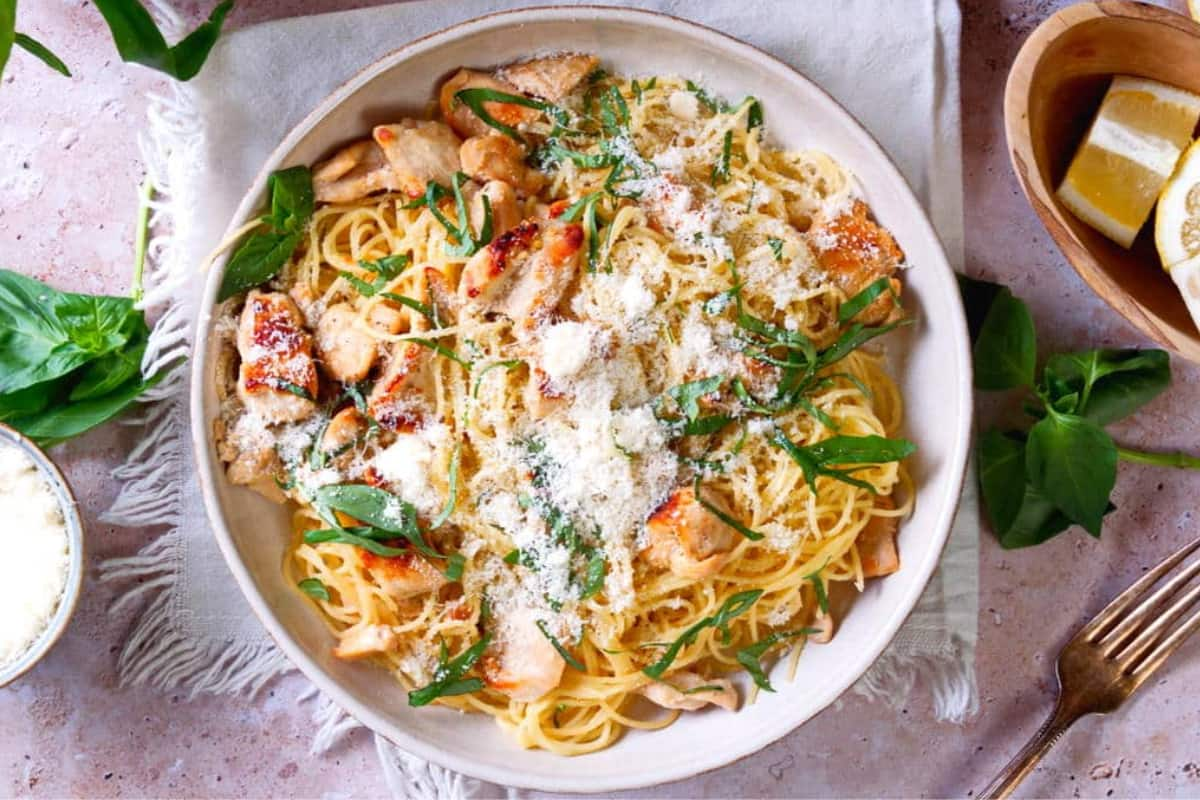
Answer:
[1056,76,1200,248]
[1156,140,1200,329]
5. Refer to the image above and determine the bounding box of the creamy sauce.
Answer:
[0,443,69,666]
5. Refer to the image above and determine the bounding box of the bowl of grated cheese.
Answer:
[0,423,85,687]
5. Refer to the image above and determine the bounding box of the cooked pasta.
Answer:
[213,54,914,755]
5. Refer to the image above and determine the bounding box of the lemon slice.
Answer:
[1056,76,1200,248]
[1156,139,1200,268]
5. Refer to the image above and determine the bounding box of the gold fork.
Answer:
[979,535,1200,799]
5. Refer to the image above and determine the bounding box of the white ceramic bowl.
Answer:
[191,6,973,792]
[0,423,85,688]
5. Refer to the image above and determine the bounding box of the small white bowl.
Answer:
[191,6,973,792]
[0,423,85,687]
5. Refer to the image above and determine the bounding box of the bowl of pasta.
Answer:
[191,6,972,792]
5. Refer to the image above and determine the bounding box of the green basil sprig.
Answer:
[452,87,569,144]
[94,0,232,81]
[770,430,916,496]
[642,589,762,679]
[218,166,314,301]
[408,635,491,707]
[311,483,441,558]
[962,275,1197,549]
[0,270,169,446]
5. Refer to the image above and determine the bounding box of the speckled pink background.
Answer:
[3,1,1200,797]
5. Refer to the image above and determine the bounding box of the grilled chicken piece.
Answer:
[359,549,447,602]
[236,290,318,424]
[808,199,904,326]
[440,69,541,140]
[313,140,401,204]
[319,406,367,456]
[315,302,379,384]
[334,624,398,660]
[458,218,583,333]
[483,610,566,703]
[366,300,406,336]
[460,134,544,196]
[523,367,569,419]
[643,486,737,580]
[810,609,835,644]
[468,179,521,239]
[218,419,288,503]
[640,671,738,712]
[500,53,599,102]
[368,342,429,432]
[858,495,900,578]
[372,120,462,198]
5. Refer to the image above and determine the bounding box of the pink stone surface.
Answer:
[3,1,1200,797]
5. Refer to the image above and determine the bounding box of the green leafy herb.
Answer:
[443,552,466,582]
[14,33,69,76]
[580,550,607,600]
[339,254,412,298]
[736,628,816,691]
[379,293,439,327]
[686,80,725,114]
[837,276,894,324]
[767,237,784,262]
[805,568,829,614]
[0,2,14,79]
[93,0,232,81]
[642,590,762,679]
[598,85,630,136]
[430,443,461,529]
[711,130,733,186]
[218,166,314,301]
[417,173,493,258]
[560,192,604,272]
[770,430,916,495]
[408,635,491,707]
[667,376,722,422]
[745,98,764,130]
[407,336,471,369]
[297,578,330,601]
[303,527,412,558]
[965,276,1200,549]
[536,620,586,672]
[453,87,568,144]
[311,483,440,557]
[692,474,763,541]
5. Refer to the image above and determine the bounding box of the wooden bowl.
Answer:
[1005,0,1200,361]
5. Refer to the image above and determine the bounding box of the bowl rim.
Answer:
[0,423,86,688]
[188,4,974,792]
[1003,0,1200,363]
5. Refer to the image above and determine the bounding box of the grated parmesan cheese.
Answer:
[0,444,69,666]
[373,423,450,516]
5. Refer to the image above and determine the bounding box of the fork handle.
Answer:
[978,702,1080,799]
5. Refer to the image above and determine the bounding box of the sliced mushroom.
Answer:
[372,119,462,197]
[236,290,318,424]
[482,610,566,703]
[315,302,379,384]
[460,134,544,196]
[500,53,599,102]
[439,69,540,140]
[808,199,904,326]
[313,139,401,204]
[643,485,738,580]
[359,549,447,603]
[334,624,398,660]
[858,495,900,578]
[639,671,738,712]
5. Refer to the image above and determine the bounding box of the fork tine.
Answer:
[1115,581,1200,670]
[1079,535,1200,643]
[1099,558,1200,655]
[1130,604,1200,681]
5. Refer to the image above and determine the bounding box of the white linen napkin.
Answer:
[101,0,975,795]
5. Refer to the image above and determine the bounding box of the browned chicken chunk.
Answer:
[500,53,599,102]
[367,342,430,432]
[482,609,566,703]
[643,485,738,580]
[460,134,544,196]
[808,199,904,326]
[640,671,738,712]
[359,549,447,602]
[334,624,398,660]
[857,495,900,578]
[315,302,379,384]
[236,290,318,424]
[312,140,401,204]
[372,120,462,197]
[440,69,541,140]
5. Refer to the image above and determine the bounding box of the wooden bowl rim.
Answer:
[1003,0,1200,362]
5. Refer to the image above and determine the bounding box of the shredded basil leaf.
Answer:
[408,635,490,707]
[711,129,733,186]
[692,474,764,541]
[767,237,784,262]
[431,443,461,529]
[736,628,817,691]
[443,552,466,581]
[296,578,330,601]
[642,590,763,679]
[472,359,524,399]
[536,620,586,672]
[837,276,895,324]
[453,87,568,144]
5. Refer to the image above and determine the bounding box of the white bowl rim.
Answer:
[0,423,86,688]
[189,5,974,792]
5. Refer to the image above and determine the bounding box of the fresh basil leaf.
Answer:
[0,0,14,80]
[1025,411,1116,537]
[997,483,1073,550]
[838,277,894,324]
[956,274,1005,344]
[685,80,727,114]
[14,32,70,76]
[642,589,762,679]
[92,0,232,81]
[217,167,314,301]
[536,620,586,672]
[805,568,830,614]
[443,552,465,581]
[311,484,440,557]
[452,87,565,144]
[711,129,732,186]
[667,375,722,421]
[1043,349,1170,426]
[297,578,330,601]
[407,337,471,369]
[972,285,1036,390]
[0,270,141,393]
[977,428,1027,536]
[736,628,816,692]
[767,237,784,262]
[0,380,59,421]
[771,431,915,495]
[745,98,764,130]
[430,443,460,529]
[680,683,727,695]
[303,527,411,557]
[580,550,606,600]
[818,318,911,370]
[69,324,148,401]
[408,634,490,707]
[9,368,167,447]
